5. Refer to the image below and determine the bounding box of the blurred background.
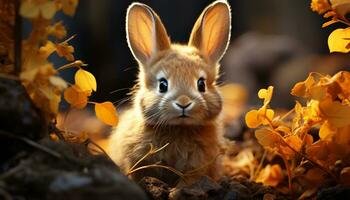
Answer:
[54,0,350,110]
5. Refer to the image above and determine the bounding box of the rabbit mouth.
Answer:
[178,114,189,118]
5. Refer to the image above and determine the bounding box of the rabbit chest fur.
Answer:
[109,0,231,186]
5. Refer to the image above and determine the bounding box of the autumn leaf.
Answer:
[328,28,350,53]
[319,99,350,127]
[291,74,315,98]
[280,135,302,160]
[61,0,79,16]
[20,0,57,19]
[56,42,75,61]
[75,69,97,92]
[39,41,56,58]
[255,128,283,151]
[330,0,350,17]
[311,0,331,14]
[258,86,273,104]
[256,164,284,187]
[245,86,274,128]
[245,108,274,128]
[47,21,67,39]
[322,19,339,28]
[95,102,118,126]
[64,85,90,109]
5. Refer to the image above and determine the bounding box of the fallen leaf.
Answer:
[256,164,284,187]
[95,102,118,126]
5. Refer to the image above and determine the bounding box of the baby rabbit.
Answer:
[109,0,231,186]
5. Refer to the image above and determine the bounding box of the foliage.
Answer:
[243,1,350,196]
[0,0,118,130]
[311,0,350,53]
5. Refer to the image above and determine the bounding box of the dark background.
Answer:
[55,0,348,108]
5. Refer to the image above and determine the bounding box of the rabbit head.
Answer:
[126,1,231,126]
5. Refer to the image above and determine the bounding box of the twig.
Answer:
[280,108,295,121]
[254,150,267,180]
[270,129,337,180]
[14,0,21,75]
[127,164,185,179]
[282,156,292,191]
[127,143,169,174]
[0,163,25,180]
[185,152,222,176]
[125,143,186,181]
[0,130,62,159]
[56,60,87,71]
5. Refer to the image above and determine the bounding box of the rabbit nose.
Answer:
[173,95,193,110]
[175,102,192,110]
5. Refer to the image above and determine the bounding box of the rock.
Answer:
[0,78,45,139]
[2,140,148,200]
[0,78,45,164]
[139,177,170,200]
[317,185,350,200]
[169,176,224,200]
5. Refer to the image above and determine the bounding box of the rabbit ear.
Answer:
[126,3,171,66]
[188,0,231,64]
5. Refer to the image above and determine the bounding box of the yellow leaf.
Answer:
[64,85,89,109]
[61,0,79,16]
[319,121,337,140]
[259,108,274,125]
[95,102,118,126]
[56,43,74,61]
[255,128,282,150]
[319,99,350,127]
[281,135,302,160]
[328,28,350,53]
[258,86,273,104]
[20,1,40,18]
[322,19,338,28]
[47,21,67,39]
[311,0,331,14]
[245,110,260,128]
[309,85,327,100]
[245,108,274,128]
[330,0,350,17]
[20,0,57,19]
[39,41,56,58]
[256,164,284,187]
[20,67,40,82]
[75,69,97,92]
[40,1,57,19]
[291,74,315,98]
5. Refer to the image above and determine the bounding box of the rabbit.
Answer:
[109,0,231,186]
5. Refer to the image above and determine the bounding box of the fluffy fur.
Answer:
[109,0,231,186]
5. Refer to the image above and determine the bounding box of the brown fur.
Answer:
[109,1,231,186]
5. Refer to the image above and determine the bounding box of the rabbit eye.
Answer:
[197,77,206,92]
[158,78,168,93]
